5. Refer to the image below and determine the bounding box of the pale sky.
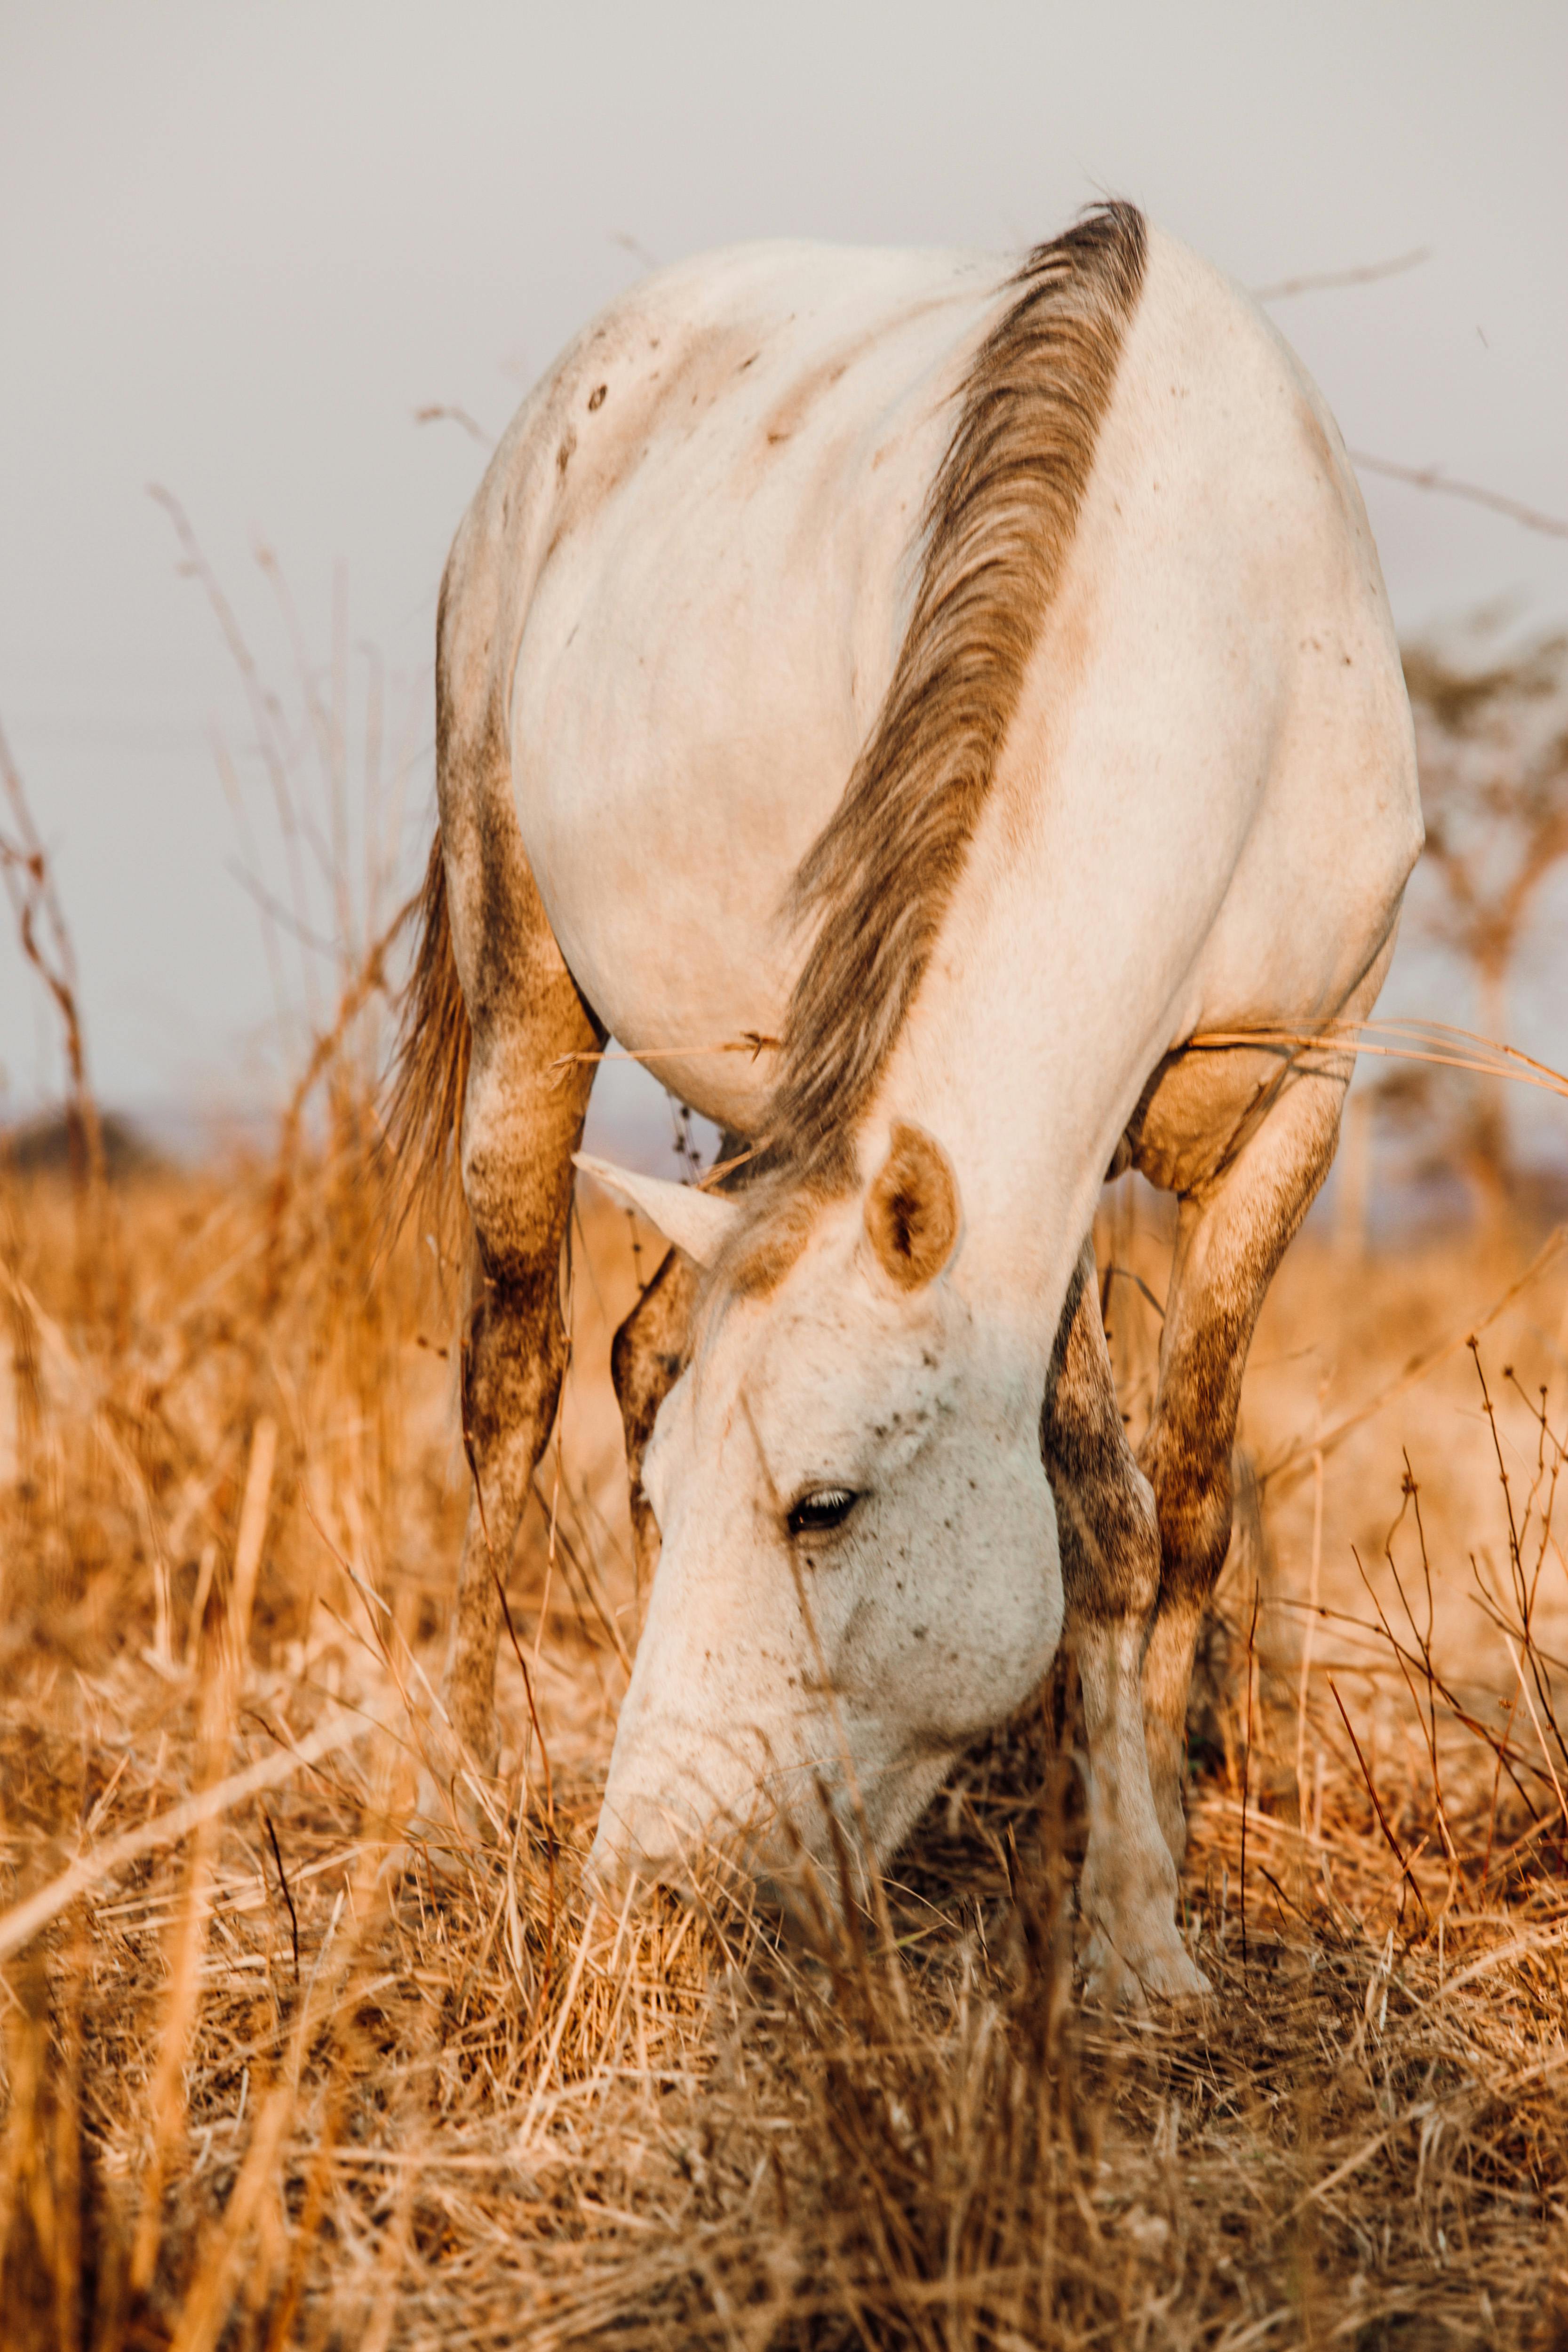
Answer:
[2,1,1565,1148]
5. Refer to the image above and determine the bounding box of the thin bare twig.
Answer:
[1328,1677,1432,1926]
[1251,246,1431,302]
[1240,1581,1259,1971]
[260,1805,301,1983]
[413,403,495,449]
[1262,1226,1568,1497]
[1350,452,1568,541]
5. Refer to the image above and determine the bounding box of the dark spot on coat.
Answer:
[588,383,607,411]
[556,427,576,478]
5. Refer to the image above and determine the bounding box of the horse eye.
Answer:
[787,1487,860,1539]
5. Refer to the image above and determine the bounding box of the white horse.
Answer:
[393,205,1420,2002]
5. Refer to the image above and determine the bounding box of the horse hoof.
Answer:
[1082,1927,1211,2009]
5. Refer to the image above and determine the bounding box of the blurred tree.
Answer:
[1404,623,1568,1216]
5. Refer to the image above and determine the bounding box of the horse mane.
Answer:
[766,201,1148,1190]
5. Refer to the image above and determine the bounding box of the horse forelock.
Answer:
[689,1170,835,1358]
[764,200,1148,1192]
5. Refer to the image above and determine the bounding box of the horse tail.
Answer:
[385,823,472,1276]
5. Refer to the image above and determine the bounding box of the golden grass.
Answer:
[4,1091,1568,2350]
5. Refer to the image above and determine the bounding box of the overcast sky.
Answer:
[2,1,1565,1142]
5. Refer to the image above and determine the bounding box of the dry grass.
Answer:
[6,564,1568,2338]
[3,1065,1568,2351]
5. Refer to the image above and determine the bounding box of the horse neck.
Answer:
[861,720,1186,1352]
[869,982,1136,1356]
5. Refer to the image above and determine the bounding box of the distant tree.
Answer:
[1404,623,1568,1210]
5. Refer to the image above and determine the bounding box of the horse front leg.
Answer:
[437,868,600,1795]
[1137,1044,1355,1870]
[610,1243,700,1607]
[1043,1240,1208,2004]
[608,1132,744,1605]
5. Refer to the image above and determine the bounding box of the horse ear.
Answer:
[864,1122,961,1291]
[573,1153,742,1270]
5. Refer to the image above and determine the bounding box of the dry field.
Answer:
[3,1077,1568,2351]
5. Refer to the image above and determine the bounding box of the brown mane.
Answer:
[766,202,1147,1190]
